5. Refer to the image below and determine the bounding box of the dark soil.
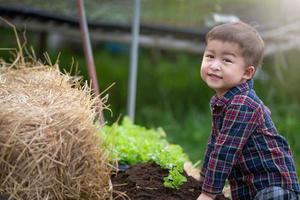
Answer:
[111,162,229,200]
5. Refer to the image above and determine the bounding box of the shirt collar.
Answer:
[210,79,254,108]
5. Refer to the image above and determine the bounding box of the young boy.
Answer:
[197,21,300,200]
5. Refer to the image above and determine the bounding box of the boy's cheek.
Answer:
[200,65,206,75]
[200,69,206,81]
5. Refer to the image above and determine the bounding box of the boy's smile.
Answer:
[207,73,222,80]
[200,39,255,97]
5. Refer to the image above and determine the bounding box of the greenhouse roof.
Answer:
[0,0,300,55]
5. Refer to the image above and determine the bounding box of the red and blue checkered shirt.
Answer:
[200,79,299,200]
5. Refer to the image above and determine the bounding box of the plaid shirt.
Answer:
[200,79,299,200]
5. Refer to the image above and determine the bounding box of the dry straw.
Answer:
[0,22,112,199]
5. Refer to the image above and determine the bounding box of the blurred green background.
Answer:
[0,0,300,175]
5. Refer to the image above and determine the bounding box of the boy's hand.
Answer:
[197,192,215,200]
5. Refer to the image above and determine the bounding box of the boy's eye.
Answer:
[205,54,214,59]
[223,58,232,63]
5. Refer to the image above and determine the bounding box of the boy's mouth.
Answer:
[207,73,222,79]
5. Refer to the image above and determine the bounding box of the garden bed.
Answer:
[102,117,230,200]
[111,162,229,200]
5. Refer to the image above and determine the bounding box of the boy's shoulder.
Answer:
[230,89,262,111]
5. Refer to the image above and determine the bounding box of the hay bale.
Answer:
[0,60,112,199]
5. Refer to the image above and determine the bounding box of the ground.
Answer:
[111,162,229,200]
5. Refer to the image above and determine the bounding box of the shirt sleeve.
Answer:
[200,134,213,178]
[202,103,259,195]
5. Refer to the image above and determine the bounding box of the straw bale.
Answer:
[0,60,112,199]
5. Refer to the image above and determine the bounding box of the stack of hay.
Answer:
[0,58,112,199]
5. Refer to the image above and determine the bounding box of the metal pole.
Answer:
[77,0,104,123]
[127,0,141,122]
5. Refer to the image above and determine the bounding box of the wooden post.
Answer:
[77,0,104,123]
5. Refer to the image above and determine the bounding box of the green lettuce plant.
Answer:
[100,117,189,189]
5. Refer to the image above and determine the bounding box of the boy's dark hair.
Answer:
[205,21,264,69]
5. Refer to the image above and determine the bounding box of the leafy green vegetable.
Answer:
[163,167,187,189]
[100,117,189,189]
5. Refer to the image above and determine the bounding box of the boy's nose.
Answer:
[210,60,221,70]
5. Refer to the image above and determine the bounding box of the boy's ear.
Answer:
[243,66,256,80]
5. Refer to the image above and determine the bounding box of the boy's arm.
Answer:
[201,103,258,195]
[197,192,216,200]
[200,135,214,181]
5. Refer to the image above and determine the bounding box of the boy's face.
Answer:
[200,39,255,97]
